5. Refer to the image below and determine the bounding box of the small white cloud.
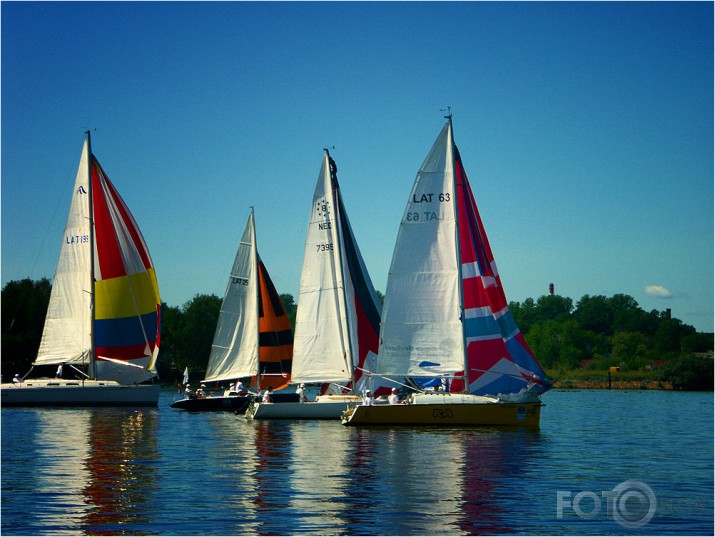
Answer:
[645,285,673,298]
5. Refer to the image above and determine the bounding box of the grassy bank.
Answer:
[545,369,672,390]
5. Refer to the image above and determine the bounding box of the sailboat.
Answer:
[342,116,551,427]
[171,209,295,411]
[1,132,162,406]
[246,150,382,420]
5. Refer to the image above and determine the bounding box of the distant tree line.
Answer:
[2,279,712,389]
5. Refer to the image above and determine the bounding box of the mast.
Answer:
[326,149,356,389]
[446,112,469,392]
[251,207,261,393]
[86,130,97,380]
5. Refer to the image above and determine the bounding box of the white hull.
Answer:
[246,394,360,420]
[1,379,161,407]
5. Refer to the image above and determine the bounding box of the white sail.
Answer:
[204,211,259,382]
[35,140,93,366]
[377,122,465,377]
[291,153,352,383]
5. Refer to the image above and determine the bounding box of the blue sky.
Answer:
[2,1,713,333]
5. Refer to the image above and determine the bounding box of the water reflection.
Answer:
[81,409,159,534]
[238,420,541,535]
[0,407,160,536]
[18,409,93,534]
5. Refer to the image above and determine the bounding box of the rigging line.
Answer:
[353,367,425,392]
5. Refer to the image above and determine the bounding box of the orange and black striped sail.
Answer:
[256,256,293,390]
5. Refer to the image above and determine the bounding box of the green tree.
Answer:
[280,293,297,331]
[1,278,52,376]
[174,294,221,373]
[535,294,573,322]
[611,331,649,370]
[155,303,182,380]
[510,297,538,334]
[654,318,696,354]
[681,333,714,353]
[574,294,614,335]
[658,354,714,390]
[527,319,583,369]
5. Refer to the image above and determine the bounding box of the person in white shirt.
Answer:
[262,386,274,403]
[296,383,308,402]
[388,388,400,405]
[234,380,246,395]
[362,390,375,406]
[12,374,22,384]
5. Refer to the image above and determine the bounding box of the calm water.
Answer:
[1,389,712,535]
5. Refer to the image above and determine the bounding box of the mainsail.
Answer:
[291,151,381,388]
[377,119,550,396]
[203,210,293,390]
[377,123,463,377]
[35,135,161,385]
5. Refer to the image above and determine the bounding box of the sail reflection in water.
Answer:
[82,409,159,531]
[240,421,540,534]
[0,407,159,535]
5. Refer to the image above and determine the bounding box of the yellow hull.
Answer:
[341,400,542,428]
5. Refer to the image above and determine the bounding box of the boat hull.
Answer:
[341,400,542,427]
[170,394,254,412]
[0,380,161,407]
[246,395,360,420]
[170,391,300,412]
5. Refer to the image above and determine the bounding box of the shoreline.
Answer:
[550,379,673,390]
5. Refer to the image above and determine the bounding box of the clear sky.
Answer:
[2,1,713,333]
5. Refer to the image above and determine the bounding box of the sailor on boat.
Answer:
[296,383,308,402]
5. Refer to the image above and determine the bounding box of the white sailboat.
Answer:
[342,115,551,427]
[171,209,295,411]
[1,132,162,406]
[246,151,382,420]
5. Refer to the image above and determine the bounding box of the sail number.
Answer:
[406,192,451,222]
[66,234,90,244]
[412,192,451,203]
[316,243,334,252]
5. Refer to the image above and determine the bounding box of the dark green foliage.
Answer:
[681,333,715,353]
[173,294,222,374]
[657,355,714,391]
[280,293,296,332]
[1,278,52,377]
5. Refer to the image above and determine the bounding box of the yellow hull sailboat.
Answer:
[342,114,550,427]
